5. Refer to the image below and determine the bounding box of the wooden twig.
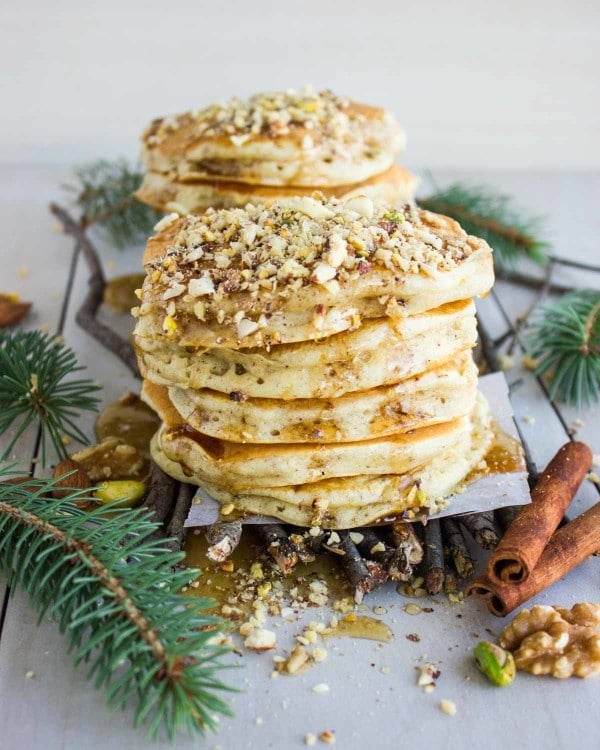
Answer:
[205,521,243,563]
[255,524,299,574]
[142,461,179,528]
[459,511,499,550]
[495,505,520,533]
[49,203,139,377]
[506,259,556,356]
[338,534,386,604]
[422,519,445,594]
[165,483,195,552]
[390,522,424,581]
[442,518,475,579]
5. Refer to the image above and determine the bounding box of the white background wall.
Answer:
[1,0,598,170]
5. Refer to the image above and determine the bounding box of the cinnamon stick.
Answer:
[487,442,592,585]
[468,500,600,616]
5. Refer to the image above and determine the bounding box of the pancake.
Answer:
[140,87,405,187]
[136,300,477,400]
[135,164,417,215]
[132,197,494,350]
[146,382,474,489]
[155,353,478,444]
[150,392,493,528]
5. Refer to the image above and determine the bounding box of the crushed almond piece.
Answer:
[244,628,276,651]
[319,730,336,744]
[285,645,310,674]
[440,699,457,716]
[417,663,441,689]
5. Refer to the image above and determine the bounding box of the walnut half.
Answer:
[499,603,600,679]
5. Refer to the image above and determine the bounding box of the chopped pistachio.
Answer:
[93,480,146,507]
[474,641,516,686]
[382,210,405,222]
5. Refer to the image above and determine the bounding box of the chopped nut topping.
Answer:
[417,662,441,689]
[348,531,364,545]
[236,317,260,339]
[188,275,215,296]
[145,87,361,144]
[284,644,311,674]
[141,195,486,333]
[243,628,277,651]
[440,699,457,716]
[153,212,180,233]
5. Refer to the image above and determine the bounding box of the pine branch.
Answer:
[66,160,161,249]
[420,183,548,271]
[0,330,101,464]
[526,289,600,407]
[0,468,234,739]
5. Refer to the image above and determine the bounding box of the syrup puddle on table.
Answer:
[463,420,526,483]
[184,529,391,641]
[324,615,393,643]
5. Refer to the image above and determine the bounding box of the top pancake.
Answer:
[140,87,405,187]
[132,195,494,349]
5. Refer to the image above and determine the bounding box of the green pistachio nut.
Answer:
[93,480,147,508]
[382,210,404,222]
[474,641,516,686]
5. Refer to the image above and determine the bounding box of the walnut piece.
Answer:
[499,603,600,679]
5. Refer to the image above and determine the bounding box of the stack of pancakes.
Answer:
[135,86,416,216]
[133,194,495,529]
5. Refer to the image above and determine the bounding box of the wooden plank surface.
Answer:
[0,165,82,632]
[0,167,599,750]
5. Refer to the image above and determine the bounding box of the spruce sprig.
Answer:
[0,469,234,739]
[526,289,600,407]
[0,330,101,464]
[67,160,161,248]
[420,183,548,271]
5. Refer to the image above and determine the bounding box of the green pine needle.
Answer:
[420,183,548,271]
[68,159,161,249]
[0,330,101,464]
[526,289,600,407]
[0,468,234,739]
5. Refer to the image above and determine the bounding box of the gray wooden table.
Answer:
[0,165,599,750]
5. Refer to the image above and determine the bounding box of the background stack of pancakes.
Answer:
[135,86,416,216]
[133,194,495,529]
